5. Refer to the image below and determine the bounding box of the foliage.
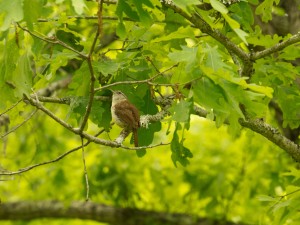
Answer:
[0,0,300,224]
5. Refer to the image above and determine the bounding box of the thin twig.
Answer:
[0,129,106,176]
[103,46,143,55]
[146,56,160,73]
[97,0,104,40]
[31,96,72,105]
[0,99,23,117]
[0,145,86,176]
[27,95,109,105]
[279,188,300,198]
[81,137,90,201]
[94,63,179,92]
[0,110,38,139]
[79,59,96,132]
[148,76,202,87]
[38,16,126,22]
[17,24,87,59]
[120,142,171,150]
[79,0,103,133]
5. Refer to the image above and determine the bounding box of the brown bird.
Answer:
[111,90,140,147]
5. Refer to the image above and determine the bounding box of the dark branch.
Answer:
[0,201,245,225]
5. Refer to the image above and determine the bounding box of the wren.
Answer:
[111,90,140,147]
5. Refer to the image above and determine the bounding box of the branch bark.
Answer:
[0,201,245,225]
[193,105,300,161]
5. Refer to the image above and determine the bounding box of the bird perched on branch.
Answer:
[111,90,140,147]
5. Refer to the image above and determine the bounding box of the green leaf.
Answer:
[279,45,300,61]
[137,89,161,146]
[233,28,249,45]
[136,149,147,157]
[0,0,23,31]
[168,46,198,63]
[12,53,32,97]
[1,44,32,98]
[272,199,292,213]
[210,0,228,14]
[172,100,192,123]
[172,0,200,9]
[223,13,240,29]
[23,0,44,30]
[0,37,20,105]
[229,2,254,31]
[222,14,249,45]
[71,0,86,15]
[116,22,126,39]
[50,51,77,76]
[116,0,139,21]
[132,0,153,26]
[245,83,273,98]
[276,86,300,129]
[193,77,227,112]
[68,96,88,122]
[152,26,194,43]
[171,125,193,167]
[193,77,245,134]
[204,43,229,71]
[255,0,277,22]
[68,63,90,96]
[247,27,283,48]
[94,60,120,76]
[90,100,106,127]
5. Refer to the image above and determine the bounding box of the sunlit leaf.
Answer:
[172,100,192,123]
[210,0,228,14]
[71,0,87,15]
[0,0,23,31]
[172,0,200,9]
[152,26,194,43]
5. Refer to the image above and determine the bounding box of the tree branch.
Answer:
[160,1,249,62]
[0,99,22,117]
[192,105,300,162]
[26,96,79,134]
[78,1,102,132]
[0,201,245,225]
[252,32,300,60]
[28,83,300,162]
[81,137,90,201]
[239,118,300,161]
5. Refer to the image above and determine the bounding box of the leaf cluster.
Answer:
[0,0,300,224]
